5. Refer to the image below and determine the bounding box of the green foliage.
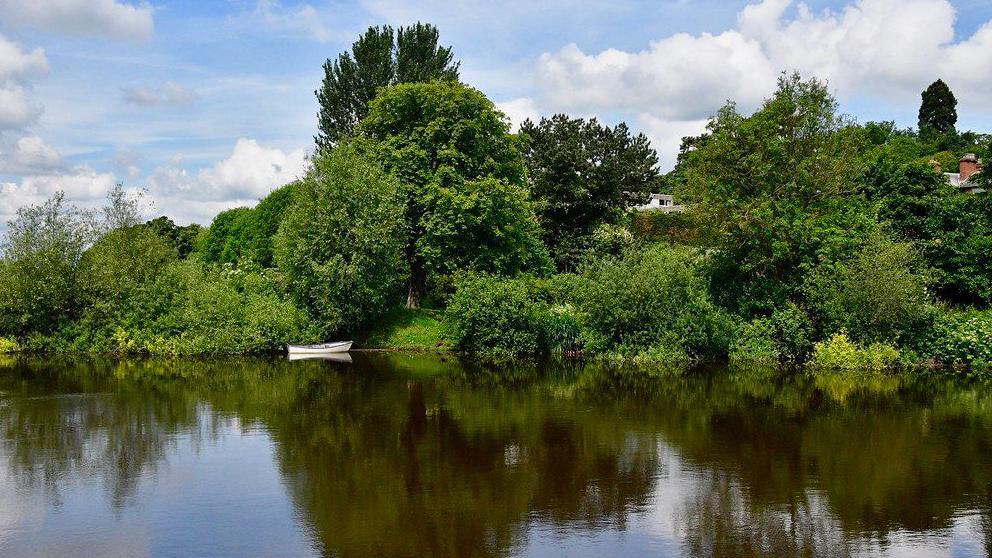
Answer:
[918,79,957,134]
[444,273,551,357]
[859,153,992,307]
[730,303,814,365]
[921,310,992,370]
[145,216,202,259]
[517,115,661,269]
[573,244,732,362]
[116,261,316,355]
[0,192,95,335]
[315,23,460,150]
[0,337,18,353]
[683,73,875,314]
[356,81,549,305]
[200,207,252,263]
[419,176,550,277]
[275,146,407,334]
[810,332,900,371]
[198,185,296,268]
[79,225,177,310]
[805,234,931,344]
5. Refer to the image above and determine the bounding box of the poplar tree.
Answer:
[314,23,460,151]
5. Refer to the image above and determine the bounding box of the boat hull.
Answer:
[287,341,353,355]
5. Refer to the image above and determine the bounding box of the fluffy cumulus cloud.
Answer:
[527,0,992,167]
[0,166,118,227]
[0,34,48,132]
[0,0,153,41]
[144,139,308,223]
[121,82,199,107]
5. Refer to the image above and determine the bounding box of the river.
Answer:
[0,353,990,557]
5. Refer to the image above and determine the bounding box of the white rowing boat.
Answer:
[287,341,353,355]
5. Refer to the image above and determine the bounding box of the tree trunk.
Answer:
[406,259,425,309]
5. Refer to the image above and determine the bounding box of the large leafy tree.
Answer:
[518,115,660,270]
[314,23,460,151]
[274,146,407,334]
[355,81,549,308]
[683,73,877,314]
[918,79,958,134]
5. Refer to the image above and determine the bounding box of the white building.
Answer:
[633,193,686,213]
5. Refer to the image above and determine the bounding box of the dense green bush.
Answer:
[806,234,931,344]
[104,261,315,355]
[730,304,815,365]
[275,146,407,335]
[809,332,900,371]
[573,244,733,363]
[79,225,177,309]
[0,337,18,353]
[921,310,992,370]
[444,273,551,357]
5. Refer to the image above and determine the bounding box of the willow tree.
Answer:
[314,23,460,151]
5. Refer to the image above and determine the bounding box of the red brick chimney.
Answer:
[959,154,982,182]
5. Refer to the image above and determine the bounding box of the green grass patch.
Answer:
[357,307,453,352]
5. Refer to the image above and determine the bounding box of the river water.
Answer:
[0,353,990,557]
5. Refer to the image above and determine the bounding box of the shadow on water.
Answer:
[1,353,991,557]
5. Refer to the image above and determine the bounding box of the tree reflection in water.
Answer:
[1,354,991,557]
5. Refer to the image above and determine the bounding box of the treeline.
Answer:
[0,24,990,371]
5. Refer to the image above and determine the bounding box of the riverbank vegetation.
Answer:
[1,23,989,372]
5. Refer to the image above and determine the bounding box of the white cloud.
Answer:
[0,136,64,174]
[0,34,48,132]
[529,0,992,168]
[0,166,118,227]
[0,84,42,131]
[249,0,331,42]
[144,139,308,223]
[0,0,154,41]
[0,35,48,80]
[121,82,199,107]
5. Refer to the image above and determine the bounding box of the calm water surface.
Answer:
[0,353,990,557]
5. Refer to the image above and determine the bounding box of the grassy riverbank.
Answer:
[357,307,452,352]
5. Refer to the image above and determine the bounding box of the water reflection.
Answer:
[0,355,990,557]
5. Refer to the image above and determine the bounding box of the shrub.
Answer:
[275,145,407,335]
[809,332,900,371]
[573,244,733,362]
[79,225,177,309]
[444,273,552,357]
[730,303,815,365]
[922,310,992,370]
[806,233,931,344]
[0,337,18,353]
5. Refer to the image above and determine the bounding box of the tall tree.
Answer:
[355,81,549,308]
[314,23,460,151]
[918,79,958,134]
[683,73,876,314]
[518,115,660,270]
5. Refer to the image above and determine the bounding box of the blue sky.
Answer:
[2,0,992,227]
